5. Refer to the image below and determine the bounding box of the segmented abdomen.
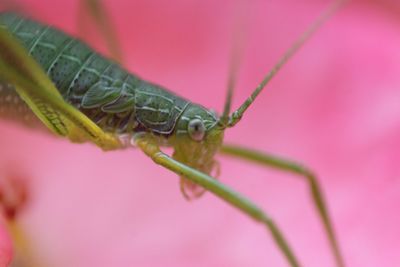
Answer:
[0,12,189,135]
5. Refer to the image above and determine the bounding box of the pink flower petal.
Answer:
[0,223,12,267]
[0,1,400,267]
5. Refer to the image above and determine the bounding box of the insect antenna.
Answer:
[219,4,248,127]
[219,46,238,127]
[227,0,347,128]
[78,0,123,64]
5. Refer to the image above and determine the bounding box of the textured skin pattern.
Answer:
[0,82,41,127]
[0,12,190,135]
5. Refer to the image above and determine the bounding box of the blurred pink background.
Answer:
[1,0,400,266]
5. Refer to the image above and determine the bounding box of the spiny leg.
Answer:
[135,135,301,267]
[220,144,345,267]
[217,1,347,265]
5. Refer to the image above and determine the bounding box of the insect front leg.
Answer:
[220,144,345,267]
[135,134,301,267]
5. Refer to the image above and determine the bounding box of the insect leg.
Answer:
[0,27,121,150]
[220,144,345,267]
[135,135,301,267]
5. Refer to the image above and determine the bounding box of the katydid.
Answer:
[0,1,347,266]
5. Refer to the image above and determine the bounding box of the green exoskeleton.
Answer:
[0,1,347,266]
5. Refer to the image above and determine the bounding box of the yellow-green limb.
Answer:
[135,134,301,267]
[0,27,121,150]
[220,144,345,267]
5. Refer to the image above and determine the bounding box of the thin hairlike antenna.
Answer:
[228,0,347,127]
[219,7,247,126]
[219,43,239,126]
[78,0,123,64]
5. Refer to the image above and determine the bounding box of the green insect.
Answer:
[0,0,347,266]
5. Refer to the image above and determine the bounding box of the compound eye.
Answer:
[188,119,206,141]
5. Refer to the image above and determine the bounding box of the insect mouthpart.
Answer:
[168,103,224,199]
[171,126,223,200]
